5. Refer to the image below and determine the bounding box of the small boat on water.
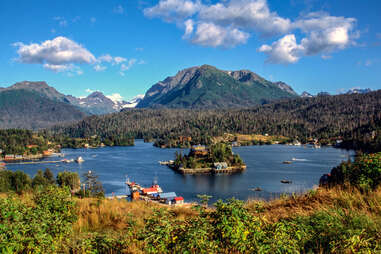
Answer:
[283,161,292,164]
[75,156,84,163]
[251,187,262,191]
[314,144,321,148]
[281,180,292,184]
[62,158,74,163]
[159,160,174,165]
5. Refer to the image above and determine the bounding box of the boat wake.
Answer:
[292,158,309,162]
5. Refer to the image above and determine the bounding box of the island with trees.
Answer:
[169,143,246,174]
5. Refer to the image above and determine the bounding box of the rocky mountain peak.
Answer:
[274,81,298,95]
[301,91,313,98]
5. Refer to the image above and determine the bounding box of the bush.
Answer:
[0,186,77,253]
[330,152,381,191]
[57,171,80,192]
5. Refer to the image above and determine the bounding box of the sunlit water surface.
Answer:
[6,140,354,202]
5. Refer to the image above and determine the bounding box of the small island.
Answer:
[168,143,246,174]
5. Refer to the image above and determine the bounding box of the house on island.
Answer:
[190,145,208,156]
[213,162,228,170]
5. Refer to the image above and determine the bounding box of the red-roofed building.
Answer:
[142,187,159,195]
[174,196,184,204]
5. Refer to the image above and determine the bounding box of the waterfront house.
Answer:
[213,162,228,170]
[4,154,15,160]
[191,145,208,156]
[173,196,184,204]
[142,187,159,195]
[159,192,177,204]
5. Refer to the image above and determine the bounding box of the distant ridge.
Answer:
[0,81,141,116]
[137,65,298,109]
[0,89,86,129]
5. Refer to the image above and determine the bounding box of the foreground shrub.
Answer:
[330,152,381,191]
[0,186,77,253]
[293,209,380,253]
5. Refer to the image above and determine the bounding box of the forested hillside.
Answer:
[0,89,87,129]
[51,90,381,151]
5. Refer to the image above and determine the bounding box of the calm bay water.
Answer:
[6,140,354,202]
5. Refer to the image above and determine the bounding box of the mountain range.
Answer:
[0,81,146,129]
[0,65,374,129]
[137,65,298,108]
[0,81,144,115]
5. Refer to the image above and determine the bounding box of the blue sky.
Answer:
[0,0,380,101]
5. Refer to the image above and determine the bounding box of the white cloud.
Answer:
[43,63,72,72]
[13,36,96,65]
[43,63,83,76]
[192,22,249,47]
[114,5,124,14]
[321,55,332,60]
[114,56,127,64]
[54,16,68,27]
[97,54,126,65]
[13,37,138,75]
[143,0,359,62]
[13,36,95,73]
[183,19,194,38]
[94,64,107,71]
[121,59,137,71]
[198,0,291,36]
[258,34,303,64]
[119,59,137,76]
[295,13,356,56]
[85,88,95,93]
[98,54,113,63]
[144,0,201,22]
[106,93,124,103]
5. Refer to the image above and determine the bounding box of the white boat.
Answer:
[75,156,84,163]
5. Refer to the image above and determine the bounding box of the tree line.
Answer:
[50,91,381,151]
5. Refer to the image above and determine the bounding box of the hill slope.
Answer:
[137,65,298,108]
[0,81,136,115]
[0,89,87,129]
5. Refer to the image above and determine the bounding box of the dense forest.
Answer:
[0,129,51,155]
[51,90,381,151]
[0,89,86,129]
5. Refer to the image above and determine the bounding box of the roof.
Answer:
[159,192,177,199]
[142,187,158,194]
[174,197,184,201]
